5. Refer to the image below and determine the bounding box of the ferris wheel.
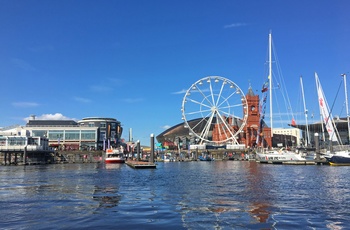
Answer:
[181,76,248,145]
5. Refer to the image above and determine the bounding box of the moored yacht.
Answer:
[325,150,350,166]
[256,148,310,162]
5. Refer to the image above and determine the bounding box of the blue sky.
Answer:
[1,0,349,145]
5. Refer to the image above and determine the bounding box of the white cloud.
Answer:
[39,113,74,120]
[90,85,112,92]
[122,98,144,103]
[172,89,187,94]
[224,23,247,29]
[162,125,171,129]
[23,113,76,123]
[74,97,91,103]
[172,88,212,95]
[11,58,36,71]
[12,102,39,108]
[108,78,123,84]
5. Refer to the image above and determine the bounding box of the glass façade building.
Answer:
[25,117,123,150]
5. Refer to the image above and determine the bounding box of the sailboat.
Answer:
[256,32,310,162]
[298,76,313,149]
[326,149,350,166]
[321,73,350,165]
[295,76,316,159]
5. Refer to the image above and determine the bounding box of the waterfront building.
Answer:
[77,117,123,150]
[0,131,52,165]
[273,128,301,147]
[0,135,50,151]
[291,118,350,147]
[4,116,124,150]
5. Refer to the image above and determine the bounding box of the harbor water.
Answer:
[0,161,349,229]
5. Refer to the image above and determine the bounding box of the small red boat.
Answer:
[105,148,125,164]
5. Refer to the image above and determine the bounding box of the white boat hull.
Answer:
[256,149,308,162]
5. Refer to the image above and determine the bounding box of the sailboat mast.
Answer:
[342,73,350,144]
[269,32,273,138]
[300,76,310,146]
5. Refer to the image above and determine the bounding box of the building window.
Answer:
[111,131,116,141]
[48,130,64,140]
[81,130,96,140]
[8,137,26,146]
[0,137,6,146]
[32,130,47,137]
[100,122,106,128]
[65,130,80,140]
[100,131,106,141]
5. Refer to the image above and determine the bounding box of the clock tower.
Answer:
[243,86,261,148]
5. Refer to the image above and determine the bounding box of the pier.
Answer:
[0,136,54,165]
[256,159,329,165]
[126,160,156,169]
[125,134,156,169]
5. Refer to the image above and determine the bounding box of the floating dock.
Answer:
[126,160,156,169]
[257,159,329,165]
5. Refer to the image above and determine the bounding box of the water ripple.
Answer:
[0,161,350,229]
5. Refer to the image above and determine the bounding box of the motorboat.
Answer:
[256,148,310,162]
[105,148,125,164]
[163,154,174,162]
[198,154,214,161]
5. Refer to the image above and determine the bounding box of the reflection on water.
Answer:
[0,161,350,229]
[245,161,272,224]
[105,163,123,170]
[93,186,121,208]
[249,202,270,223]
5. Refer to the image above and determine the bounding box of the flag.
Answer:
[315,72,338,142]
[261,80,269,92]
[291,118,296,126]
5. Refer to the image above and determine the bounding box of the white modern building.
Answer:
[1,116,123,151]
[273,128,301,146]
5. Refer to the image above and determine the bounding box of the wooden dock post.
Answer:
[125,134,157,169]
[315,133,320,161]
[23,146,27,165]
[136,140,141,161]
[150,134,154,163]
